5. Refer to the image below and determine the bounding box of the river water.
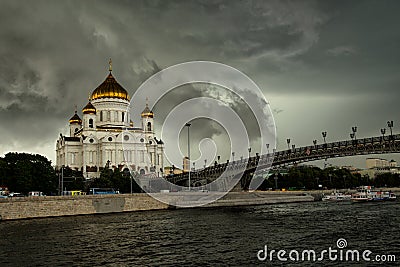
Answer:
[0,201,399,266]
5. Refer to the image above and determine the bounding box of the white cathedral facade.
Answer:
[56,63,164,179]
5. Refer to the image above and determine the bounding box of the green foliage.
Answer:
[60,166,85,192]
[0,152,58,195]
[89,167,142,193]
[259,165,381,190]
[374,173,400,187]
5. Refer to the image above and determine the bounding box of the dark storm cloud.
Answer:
[0,0,399,168]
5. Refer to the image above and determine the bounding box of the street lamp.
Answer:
[322,131,327,144]
[350,133,354,140]
[232,152,235,162]
[129,171,136,194]
[266,143,270,154]
[352,126,357,140]
[286,138,290,150]
[61,166,64,196]
[381,128,386,142]
[387,121,393,140]
[313,140,317,147]
[343,175,346,189]
[185,123,191,191]
[248,147,251,158]
[274,174,278,190]
[204,159,207,169]
[217,155,220,164]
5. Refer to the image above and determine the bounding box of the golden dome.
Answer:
[69,112,82,124]
[90,72,130,101]
[82,101,96,114]
[141,103,154,118]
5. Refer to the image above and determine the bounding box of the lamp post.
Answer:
[266,143,270,154]
[343,175,346,189]
[313,140,317,148]
[286,138,290,150]
[350,133,355,146]
[387,121,393,140]
[61,166,64,196]
[204,159,207,169]
[321,132,327,169]
[248,147,251,158]
[130,171,134,194]
[352,126,357,140]
[381,128,386,142]
[185,123,191,191]
[274,174,278,190]
[322,131,327,144]
[232,152,235,163]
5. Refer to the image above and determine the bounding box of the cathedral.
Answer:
[56,61,164,179]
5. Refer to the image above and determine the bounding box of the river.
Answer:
[0,201,399,266]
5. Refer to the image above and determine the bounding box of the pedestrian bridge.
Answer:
[165,134,400,190]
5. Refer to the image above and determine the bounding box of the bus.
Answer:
[63,190,86,196]
[88,188,116,195]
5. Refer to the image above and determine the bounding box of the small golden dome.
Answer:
[90,72,130,101]
[141,103,154,118]
[82,101,96,114]
[69,112,82,124]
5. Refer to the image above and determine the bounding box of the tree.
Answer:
[0,152,58,195]
[59,166,85,192]
[88,166,143,193]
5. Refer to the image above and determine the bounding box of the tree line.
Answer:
[258,165,400,190]
[0,152,142,195]
[1,152,399,194]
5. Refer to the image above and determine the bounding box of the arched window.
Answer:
[147,122,152,131]
[89,118,93,128]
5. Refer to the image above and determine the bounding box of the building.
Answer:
[182,156,190,172]
[56,61,164,179]
[366,158,390,169]
[357,158,400,178]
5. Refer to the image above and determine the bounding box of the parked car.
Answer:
[28,191,44,197]
[9,192,25,197]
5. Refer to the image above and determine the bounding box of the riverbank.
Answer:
[0,191,314,221]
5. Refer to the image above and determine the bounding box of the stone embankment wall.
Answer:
[0,194,169,221]
[0,191,315,221]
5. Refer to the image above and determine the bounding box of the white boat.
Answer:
[388,192,397,201]
[322,190,351,201]
[351,186,397,202]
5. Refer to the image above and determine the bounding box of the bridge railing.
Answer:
[165,133,400,185]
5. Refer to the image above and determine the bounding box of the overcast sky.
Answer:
[1,0,400,168]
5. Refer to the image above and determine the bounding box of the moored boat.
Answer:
[351,186,397,202]
[322,190,351,202]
